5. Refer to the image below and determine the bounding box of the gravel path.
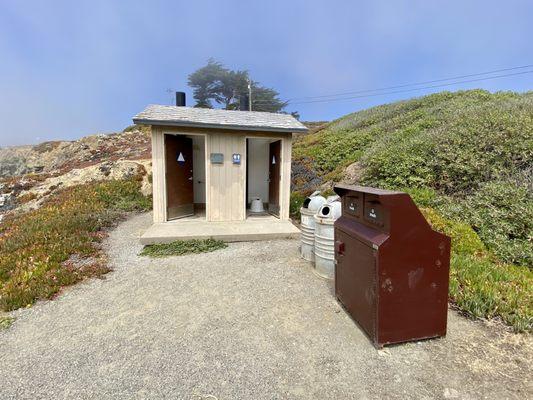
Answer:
[1,213,531,399]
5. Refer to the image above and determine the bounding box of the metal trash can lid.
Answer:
[316,201,342,220]
[302,192,327,212]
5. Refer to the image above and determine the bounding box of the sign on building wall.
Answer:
[210,153,224,164]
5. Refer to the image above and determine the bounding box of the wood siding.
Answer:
[208,131,246,221]
[150,126,292,223]
[280,135,292,220]
[151,126,166,223]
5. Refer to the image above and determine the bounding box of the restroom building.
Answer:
[133,100,307,243]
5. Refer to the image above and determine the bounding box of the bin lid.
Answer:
[334,184,403,197]
[302,194,326,212]
[316,201,342,219]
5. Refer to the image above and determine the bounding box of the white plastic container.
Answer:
[300,192,326,262]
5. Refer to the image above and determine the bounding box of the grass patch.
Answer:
[0,316,15,330]
[140,239,227,258]
[0,179,151,312]
[422,208,532,332]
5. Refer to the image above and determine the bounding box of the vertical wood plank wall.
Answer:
[151,127,166,223]
[208,132,246,221]
[151,126,292,223]
[280,135,292,220]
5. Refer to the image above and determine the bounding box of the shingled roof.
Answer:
[133,105,308,133]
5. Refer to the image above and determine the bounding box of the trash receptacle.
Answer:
[333,184,451,348]
[313,200,342,279]
[300,191,326,262]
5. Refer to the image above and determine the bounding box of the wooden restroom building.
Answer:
[133,102,307,243]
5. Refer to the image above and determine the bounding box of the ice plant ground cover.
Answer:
[0,178,151,311]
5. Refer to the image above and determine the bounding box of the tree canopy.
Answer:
[187,59,293,115]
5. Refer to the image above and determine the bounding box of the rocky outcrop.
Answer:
[0,127,151,179]
[0,126,152,221]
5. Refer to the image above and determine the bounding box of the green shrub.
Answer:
[399,187,439,208]
[452,180,532,267]
[95,179,152,211]
[140,239,227,257]
[290,192,306,219]
[422,208,532,332]
[421,208,485,255]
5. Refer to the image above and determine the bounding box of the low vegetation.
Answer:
[293,90,533,332]
[0,179,151,312]
[140,239,227,258]
[0,315,14,330]
[422,208,532,332]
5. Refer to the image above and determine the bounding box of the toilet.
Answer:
[250,198,265,213]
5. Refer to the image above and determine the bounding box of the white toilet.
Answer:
[250,198,265,213]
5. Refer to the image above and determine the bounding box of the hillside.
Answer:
[0,126,152,221]
[293,90,532,331]
[294,90,532,265]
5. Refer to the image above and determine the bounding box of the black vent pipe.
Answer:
[176,92,186,106]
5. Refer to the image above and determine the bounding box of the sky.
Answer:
[0,0,532,146]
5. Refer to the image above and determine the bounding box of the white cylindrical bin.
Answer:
[313,201,342,279]
[300,193,326,262]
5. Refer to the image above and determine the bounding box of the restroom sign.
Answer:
[272,155,276,164]
[232,153,241,164]
[177,152,185,163]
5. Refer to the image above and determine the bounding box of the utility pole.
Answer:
[247,78,252,111]
[166,88,174,105]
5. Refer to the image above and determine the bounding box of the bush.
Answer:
[398,187,439,208]
[290,192,306,220]
[444,180,532,267]
[422,208,532,332]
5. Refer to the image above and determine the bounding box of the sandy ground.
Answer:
[0,213,531,399]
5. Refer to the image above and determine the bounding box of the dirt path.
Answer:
[1,213,531,399]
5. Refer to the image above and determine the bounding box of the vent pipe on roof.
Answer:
[176,92,186,107]
[239,94,249,111]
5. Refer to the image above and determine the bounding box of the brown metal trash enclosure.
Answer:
[333,184,451,348]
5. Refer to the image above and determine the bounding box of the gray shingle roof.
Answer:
[133,105,308,133]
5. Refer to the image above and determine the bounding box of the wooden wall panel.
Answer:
[151,126,291,223]
[207,132,246,221]
[151,127,166,223]
[280,135,293,220]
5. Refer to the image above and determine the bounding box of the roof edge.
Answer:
[132,118,308,133]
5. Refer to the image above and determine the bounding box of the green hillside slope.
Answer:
[293,90,533,331]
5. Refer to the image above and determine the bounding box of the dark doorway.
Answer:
[268,140,281,216]
[165,134,194,220]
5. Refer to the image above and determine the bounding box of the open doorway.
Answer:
[164,133,206,221]
[246,138,281,219]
